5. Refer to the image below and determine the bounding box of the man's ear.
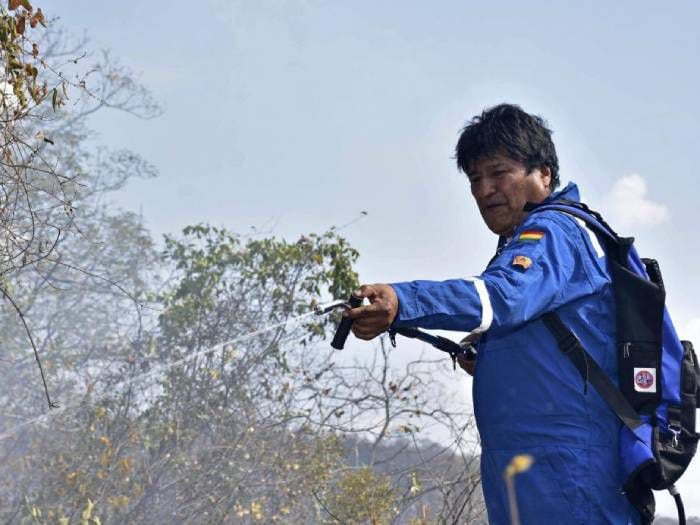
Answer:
[538,166,552,191]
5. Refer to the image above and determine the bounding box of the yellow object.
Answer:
[504,454,534,479]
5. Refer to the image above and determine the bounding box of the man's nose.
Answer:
[471,177,496,200]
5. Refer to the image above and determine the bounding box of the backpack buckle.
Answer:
[669,425,681,449]
[623,342,631,359]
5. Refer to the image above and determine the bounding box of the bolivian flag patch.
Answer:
[518,230,545,242]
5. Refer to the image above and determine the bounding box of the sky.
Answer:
[53,0,700,518]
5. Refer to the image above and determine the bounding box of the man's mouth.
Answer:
[484,203,507,211]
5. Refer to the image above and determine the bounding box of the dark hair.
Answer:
[455,103,560,190]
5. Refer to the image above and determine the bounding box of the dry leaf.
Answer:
[35,7,45,27]
[30,8,44,27]
[15,15,25,35]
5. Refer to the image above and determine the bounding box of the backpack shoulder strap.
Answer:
[525,198,617,237]
[525,199,634,264]
[542,312,643,432]
[529,199,644,431]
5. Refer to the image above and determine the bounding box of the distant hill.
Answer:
[654,517,700,525]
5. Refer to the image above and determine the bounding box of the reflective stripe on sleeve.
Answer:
[464,277,493,333]
[575,217,605,258]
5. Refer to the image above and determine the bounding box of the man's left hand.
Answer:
[344,283,398,340]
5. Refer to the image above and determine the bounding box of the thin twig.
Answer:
[311,489,343,524]
[0,285,58,409]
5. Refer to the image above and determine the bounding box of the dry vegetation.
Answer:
[0,5,484,524]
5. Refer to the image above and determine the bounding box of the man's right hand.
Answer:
[456,353,475,375]
[457,334,479,375]
[344,283,398,341]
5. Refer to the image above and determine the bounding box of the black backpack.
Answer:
[527,199,700,525]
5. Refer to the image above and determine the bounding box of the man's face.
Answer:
[467,153,552,236]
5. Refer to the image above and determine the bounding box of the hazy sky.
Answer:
[54,0,700,517]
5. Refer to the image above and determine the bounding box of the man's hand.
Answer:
[457,334,479,376]
[344,284,398,340]
[456,354,475,376]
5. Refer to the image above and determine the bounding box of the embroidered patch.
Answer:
[518,230,545,242]
[512,255,532,270]
[633,367,657,393]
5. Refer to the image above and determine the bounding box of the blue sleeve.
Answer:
[390,213,610,334]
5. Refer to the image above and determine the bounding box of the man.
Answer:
[346,104,640,524]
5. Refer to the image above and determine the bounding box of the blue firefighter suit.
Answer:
[390,183,640,524]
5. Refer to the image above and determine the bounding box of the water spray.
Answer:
[2,296,476,440]
[0,310,318,440]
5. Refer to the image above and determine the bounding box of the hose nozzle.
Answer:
[314,299,351,316]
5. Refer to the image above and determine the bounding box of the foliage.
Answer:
[1,1,47,113]
[1,2,79,284]
[0,215,483,523]
[159,224,359,352]
[0,17,483,525]
[322,467,398,525]
[0,3,161,407]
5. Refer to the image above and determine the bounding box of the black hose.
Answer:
[669,485,685,525]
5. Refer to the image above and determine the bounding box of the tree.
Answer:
[1,217,484,523]
[302,338,484,524]
[0,13,484,525]
[0,3,160,407]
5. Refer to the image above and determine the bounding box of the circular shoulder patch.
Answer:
[512,255,533,270]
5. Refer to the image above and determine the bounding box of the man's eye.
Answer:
[493,170,507,177]
[469,176,481,184]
